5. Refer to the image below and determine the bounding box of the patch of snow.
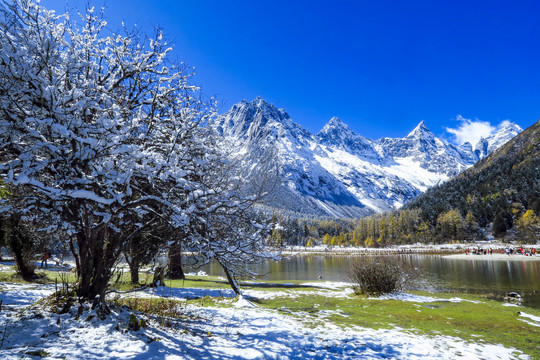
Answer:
[502,303,521,307]
[386,156,448,192]
[374,292,480,304]
[301,281,351,289]
[241,282,354,300]
[0,283,55,306]
[234,295,258,308]
[518,312,540,327]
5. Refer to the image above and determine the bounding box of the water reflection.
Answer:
[186,254,540,309]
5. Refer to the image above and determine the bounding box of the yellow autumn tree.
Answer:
[516,210,540,243]
[364,236,375,248]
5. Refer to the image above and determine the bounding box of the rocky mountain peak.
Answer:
[407,120,434,139]
[236,97,288,121]
[322,116,349,130]
[499,121,522,132]
[316,117,381,162]
[217,98,311,144]
[482,121,523,154]
[318,117,354,140]
[474,137,489,158]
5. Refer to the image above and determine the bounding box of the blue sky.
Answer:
[41,0,540,144]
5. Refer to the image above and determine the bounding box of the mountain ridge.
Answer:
[216,98,522,218]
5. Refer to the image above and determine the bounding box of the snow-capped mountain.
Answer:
[473,121,523,158]
[378,121,477,177]
[216,98,522,218]
[316,117,382,163]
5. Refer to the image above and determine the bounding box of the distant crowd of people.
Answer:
[465,247,538,256]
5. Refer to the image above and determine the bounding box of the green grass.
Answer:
[43,270,78,284]
[256,291,540,359]
[2,265,539,358]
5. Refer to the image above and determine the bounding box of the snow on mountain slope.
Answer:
[477,121,523,157]
[378,121,476,177]
[216,98,521,217]
[316,117,383,163]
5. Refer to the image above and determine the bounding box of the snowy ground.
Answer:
[0,281,531,359]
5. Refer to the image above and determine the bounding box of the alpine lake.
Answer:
[186,253,540,309]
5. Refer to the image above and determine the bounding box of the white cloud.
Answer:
[446,115,495,145]
[497,120,513,129]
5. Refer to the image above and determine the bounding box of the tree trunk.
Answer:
[220,263,241,295]
[69,236,80,278]
[7,218,36,281]
[152,266,165,287]
[123,252,140,285]
[10,237,35,280]
[74,224,121,303]
[129,261,140,285]
[167,241,185,279]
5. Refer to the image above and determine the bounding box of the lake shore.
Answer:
[445,253,540,261]
[281,245,463,256]
[282,243,540,257]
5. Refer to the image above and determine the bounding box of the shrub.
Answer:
[348,256,415,296]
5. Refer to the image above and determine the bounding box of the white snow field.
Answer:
[0,282,530,360]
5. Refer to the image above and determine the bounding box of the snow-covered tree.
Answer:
[174,133,280,294]
[0,0,279,301]
[0,0,214,302]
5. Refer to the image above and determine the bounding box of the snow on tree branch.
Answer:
[0,0,279,299]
